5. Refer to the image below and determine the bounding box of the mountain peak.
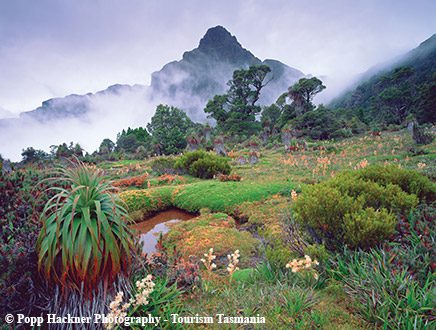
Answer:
[186,25,258,65]
[198,26,241,51]
[149,25,304,121]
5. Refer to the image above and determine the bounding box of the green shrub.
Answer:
[189,157,230,179]
[176,150,231,179]
[327,174,418,213]
[293,166,428,250]
[292,184,362,249]
[343,208,396,249]
[355,165,435,202]
[175,150,206,169]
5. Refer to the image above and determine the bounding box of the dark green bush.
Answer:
[0,170,53,319]
[293,166,426,250]
[290,106,344,140]
[175,150,206,170]
[327,174,418,213]
[188,158,226,179]
[355,165,435,202]
[176,150,231,179]
[292,184,363,249]
[343,208,396,249]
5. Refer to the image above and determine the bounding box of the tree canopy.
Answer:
[99,138,115,154]
[147,104,195,155]
[288,77,326,115]
[204,65,271,137]
[49,142,83,158]
[332,63,436,126]
[21,147,48,163]
[116,127,151,153]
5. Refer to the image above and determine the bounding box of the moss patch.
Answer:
[164,213,259,266]
[173,180,291,213]
[234,196,297,267]
[119,186,176,218]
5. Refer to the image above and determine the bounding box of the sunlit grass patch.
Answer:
[119,186,176,218]
[173,180,292,213]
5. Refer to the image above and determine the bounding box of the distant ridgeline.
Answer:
[330,34,436,126]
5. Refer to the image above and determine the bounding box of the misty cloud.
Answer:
[1,0,435,161]
[0,86,156,161]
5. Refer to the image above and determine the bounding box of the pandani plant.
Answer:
[36,158,134,295]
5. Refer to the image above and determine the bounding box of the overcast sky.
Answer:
[0,0,435,117]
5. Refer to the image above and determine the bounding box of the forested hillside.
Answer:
[331,34,436,126]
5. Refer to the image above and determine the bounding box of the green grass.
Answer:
[120,180,292,216]
[99,159,148,170]
[173,180,292,213]
[119,186,176,219]
[184,267,367,330]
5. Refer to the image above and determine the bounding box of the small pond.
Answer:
[130,209,195,255]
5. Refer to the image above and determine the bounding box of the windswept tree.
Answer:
[287,77,326,115]
[72,143,83,157]
[99,138,115,154]
[204,95,229,130]
[269,77,326,129]
[260,103,282,142]
[373,87,413,124]
[204,65,271,137]
[147,104,195,155]
[291,105,344,140]
[415,77,436,123]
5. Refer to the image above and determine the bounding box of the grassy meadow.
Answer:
[107,130,434,329]
[1,129,434,329]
